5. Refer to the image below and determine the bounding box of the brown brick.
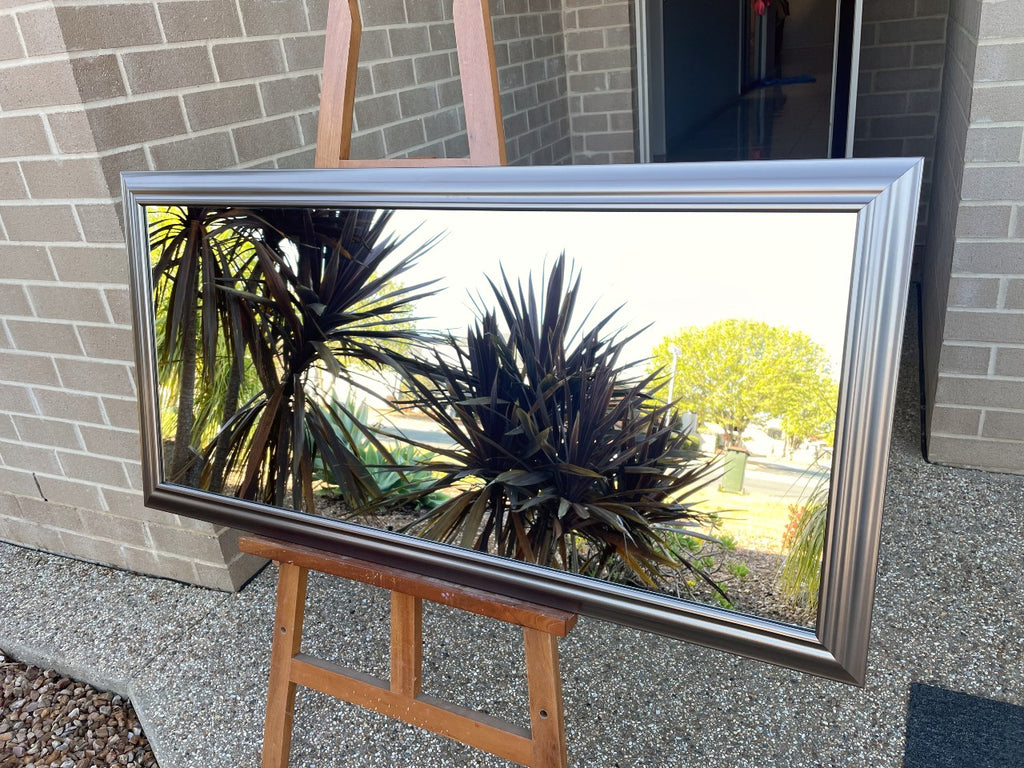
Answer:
[20,157,109,199]
[0,59,79,110]
[183,84,262,132]
[232,116,302,162]
[260,74,320,116]
[70,55,126,102]
[8,417,80,451]
[54,4,161,51]
[0,162,27,198]
[33,388,106,426]
[212,39,286,82]
[0,14,23,60]
[79,425,140,461]
[78,97,187,152]
[0,115,51,158]
[0,205,81,243]
[283,33,326,71]
[159,0,242,42]
[149,131,236,171]
[76,204,124,244]
[5,319,82,355]
[0,284,31,317]
[25,285,108,324]
[0,351,59,386]
[59,451,129,488]
[122,46,215,95]
[48,246,128,285]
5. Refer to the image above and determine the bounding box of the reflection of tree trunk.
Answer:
[208,351,242,493]
[169,307,198,486]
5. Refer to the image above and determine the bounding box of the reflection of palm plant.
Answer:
[151,207,439,513]
[397,256,722,588]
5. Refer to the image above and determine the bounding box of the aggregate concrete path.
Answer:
[2,303,1023,767]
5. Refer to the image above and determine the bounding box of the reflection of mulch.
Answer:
[314,497,814,628]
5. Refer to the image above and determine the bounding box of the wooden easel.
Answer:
[243,2,576,766]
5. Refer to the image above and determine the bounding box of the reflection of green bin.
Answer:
[720,448,749,494]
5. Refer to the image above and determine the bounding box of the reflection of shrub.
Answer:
[312,396,445,511]
[397,255,723,591]
[150,206,439,512]
[779,477,828,612]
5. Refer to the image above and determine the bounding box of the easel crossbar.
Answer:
[290,652,534,764]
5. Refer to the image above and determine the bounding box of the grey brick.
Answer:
[32,388,105,424]
[939,343,992,375]
[71,55,128,102]
[948,276,1001,308]
[0,59,79,110]
[994,347,1024,377]
[48,246,127,285]
[9,416,80,452]
[1006,280,1024,310]
[20,157,109,199]
[0,382,34,414]
[383,120,426,154]
[59,451,130,488]
[955,205,1012,238]
[0,115,50,158]
[54,3,161,51]
[34,474,106,509]
[27,285,108,323]
[56,358,134,398]
[935,374,1024,409]
[870,114,936,139]
[46,111,97,155]
[77,326,134,363]
[398,86,439,119]
[102,288,131,326]
[283,33,326,71]
[237,0,308,34]
[362,0,405,25]
[275,148,315,169]
[14,7,62,56]
[971,84,1024,123]
[979,1,1024,38]
[964,126,1023,163]
[981,409,1024,440]
[232,116,302,162]
[0,163,26,199]
[78,97,187,152]
[389,26,430,56]
[260,74,320,116]
[0,205,81,243]
[149,132,236,171]
[10,495,82,531]
[860,45,913,70]
[944,308,1024,344]
[877,17,946,44]
[159,0,242,42]
[122,46,215,95]
[873,67,942,91]
[929,405,982,435]
[0,284,31,317]
[5,319,82,355]
[405,0,443,23]
[929,434,1024,472]
[213,39,286,82]
[962,166,1024,202]
[413,53,452,84]
[348,131,385,160]
[184,85,262,132]
[371,58,415,92]
[862,0,915,21]
[100,397,139,431]
[0,14,23,60]
[952,241,1024,274]
[0,351,59,386]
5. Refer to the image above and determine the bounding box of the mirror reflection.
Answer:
[149,205,856,628]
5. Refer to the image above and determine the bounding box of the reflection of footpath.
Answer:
[739,457,827,500]
[374,412,457,448]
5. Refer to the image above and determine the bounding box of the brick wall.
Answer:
[0,0,576,589]
[562,0,636,164]
[923,0,1024,473]
[853,0,949,246]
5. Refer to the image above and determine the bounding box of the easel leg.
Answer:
[524,628,569,768]
[390,591,423,697]
[263,562,309,768]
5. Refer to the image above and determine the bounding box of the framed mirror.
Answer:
[123,159,921,684]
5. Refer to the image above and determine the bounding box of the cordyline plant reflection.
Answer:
[151,213,726,596]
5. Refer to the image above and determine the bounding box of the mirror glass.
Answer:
[148,205,856,629]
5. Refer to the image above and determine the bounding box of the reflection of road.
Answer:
[740,458,827,500]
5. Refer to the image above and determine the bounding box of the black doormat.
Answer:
[905,683,1024,768]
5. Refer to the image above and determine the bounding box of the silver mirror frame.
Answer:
[123,158,922,685]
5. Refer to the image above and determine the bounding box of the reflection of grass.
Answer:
[693,487,791,554]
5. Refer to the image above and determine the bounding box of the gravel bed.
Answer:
[0,651,156,767]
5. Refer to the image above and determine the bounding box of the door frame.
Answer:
[633,0,863,162]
